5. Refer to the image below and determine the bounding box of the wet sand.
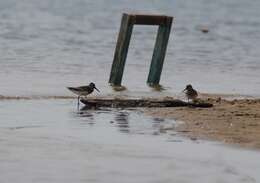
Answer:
[146,97,260,149]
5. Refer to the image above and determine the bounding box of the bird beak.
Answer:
[182,89,186,93]
[94,87,100,92]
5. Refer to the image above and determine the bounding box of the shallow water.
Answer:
[1,1,260,182]
[0,99,259,183]
[0,0,260,97]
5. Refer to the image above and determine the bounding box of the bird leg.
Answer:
[77,96,80,110]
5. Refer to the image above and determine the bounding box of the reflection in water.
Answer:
[75,107,175,136]
[77,110,94,125]
[95,108,113,114]
[1,100,259,182]
[114,111,130,133]
[152,117,165,129]
[153,117,165,123]
[80,105,97,111]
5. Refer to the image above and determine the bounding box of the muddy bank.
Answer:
[146,98,260,149]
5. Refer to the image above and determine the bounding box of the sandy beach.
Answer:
[146,96,260,149]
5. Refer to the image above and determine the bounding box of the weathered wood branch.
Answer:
[80,98,213,108]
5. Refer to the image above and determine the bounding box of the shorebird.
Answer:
[183,84,198,102]
[67,82,100,107]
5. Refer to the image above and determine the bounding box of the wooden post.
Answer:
[147,17,172,85]
[109,14,133,86]
[109,14,173,86]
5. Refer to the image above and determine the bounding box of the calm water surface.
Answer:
[0,100,259,183]
[0,0,260,97]
[1,1,260,182]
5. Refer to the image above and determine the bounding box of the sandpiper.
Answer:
[67,82,100,107]
[183,84,198,102]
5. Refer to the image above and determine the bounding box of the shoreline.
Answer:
[145,97,260,149]
[2,94,260,149]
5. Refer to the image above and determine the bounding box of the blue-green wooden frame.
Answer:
[109,13,173,86]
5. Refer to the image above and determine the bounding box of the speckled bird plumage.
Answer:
[67,82,99,108]
[67,82,99,97]
[183,84,198,102]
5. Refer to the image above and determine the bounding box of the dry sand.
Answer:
[146,97,260,149]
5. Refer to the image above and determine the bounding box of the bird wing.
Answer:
[78,85,90,91]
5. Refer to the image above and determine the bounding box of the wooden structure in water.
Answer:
[80,98,213,109]
[109,13,173,86]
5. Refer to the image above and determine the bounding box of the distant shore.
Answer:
[146,96,260,149]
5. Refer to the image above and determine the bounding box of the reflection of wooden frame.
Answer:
[109,13,173,86]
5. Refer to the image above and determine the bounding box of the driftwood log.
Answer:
[80,98,213,108]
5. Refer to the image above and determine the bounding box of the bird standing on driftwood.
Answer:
[67,82,100,108]
[183,84,198,102]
